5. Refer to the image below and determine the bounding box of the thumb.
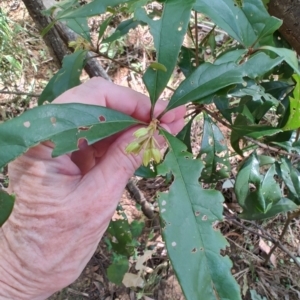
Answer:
[84,127,164,190]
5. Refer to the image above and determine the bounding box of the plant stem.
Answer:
[194,11,200,67]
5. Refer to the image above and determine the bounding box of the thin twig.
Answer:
[202,106,300,159]
[194,11,199,67]
[0,90,40,98]
[265,209,300,266]
[226,216,300,269]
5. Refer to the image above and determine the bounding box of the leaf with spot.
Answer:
[0,190,15,227]
[283,74,300,131]
[135,0,195,106]
[0,103,141,169]
[193,0,282,48]
[157,130,241,300]
[166,52,283,111]
[39,50,87,105]
[198,113,230,183]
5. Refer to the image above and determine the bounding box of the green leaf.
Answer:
[57,0,129,19]
[193,0,281,48]
[178,46,197,78]
[283,74,300,131]
[130,220,144,238]
[157,130,241,300]
[235,153,284,219]
[260,46,300,75]
[134,165,157,178]
[39,50,87,105]
[0,190,15,227]
[107,257,129,285]
[176,116,195,153]
[66,18,91,42]
[135,0,195,106]
[166,52,283,111]
[239,198,298,220]
[277,158,300,204]
[0,103,141,169]
[103,18,145,43]
[198,113,230,183]
[98,15,113,40]
[107,219,135,256]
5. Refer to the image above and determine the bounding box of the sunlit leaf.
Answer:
[193,0,281,48]
[39,50,87,105]
[135,0,195,106]
[283,74,300,131]
[0,104,141,169]
[157,130,241,300]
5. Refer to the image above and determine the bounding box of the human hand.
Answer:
[0,77,185,299]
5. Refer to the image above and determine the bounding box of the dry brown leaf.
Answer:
[259,238,277,267]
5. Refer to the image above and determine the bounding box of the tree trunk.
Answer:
[268,0,300,54]
[22,0,111,80]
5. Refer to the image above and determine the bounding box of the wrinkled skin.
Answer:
[0,78,185,299]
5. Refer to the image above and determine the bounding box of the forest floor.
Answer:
[1,1,300,300]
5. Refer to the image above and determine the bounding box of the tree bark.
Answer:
[22,0,111,80]
[268,0,300,54]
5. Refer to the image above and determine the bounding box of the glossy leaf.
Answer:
[98,15,113,40]
[283,74,300,131]
[0,103,141,169]
[230,106,281,155]
[277,158,300,204]
[134,165,157,178]
[135,0,195,106]
[166,52,283,111]
[198,113,230,183]
[260,46,300,75]
[239,198,298,220]
[157,130,241,300]
[235,153,286,219]
[0,190,15,227]
[103,18,145,43]
[39,50,87,105]
[176,116,195,153]
[178,46,197,78]
[193,0,281,48]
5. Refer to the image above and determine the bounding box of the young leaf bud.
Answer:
[143,149,152,166]
[125,141,142,154]
[151,148,162,164]
[134,127,149,138]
